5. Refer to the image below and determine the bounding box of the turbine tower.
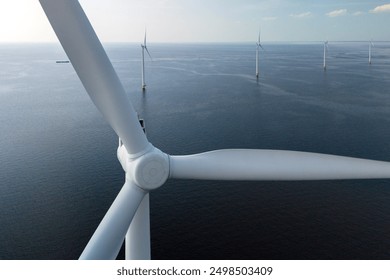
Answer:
[369,40,374,65]
[256,28,264,78]
[141,29,152,90]
[40,0,390,260]
[323,41,328,70]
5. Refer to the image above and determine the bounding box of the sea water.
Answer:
[1,42,390,259]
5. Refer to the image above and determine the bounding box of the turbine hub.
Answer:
[119,145,169,191]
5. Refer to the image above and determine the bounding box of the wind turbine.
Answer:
[256,28,264,78]
[141,29,152,90]
[40,0,390,260]
[369,40,374,65]
[323,41,329,70]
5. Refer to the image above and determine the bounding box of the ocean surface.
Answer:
[1,42,390,260]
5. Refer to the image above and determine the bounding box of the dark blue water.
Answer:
[1,42,390,260]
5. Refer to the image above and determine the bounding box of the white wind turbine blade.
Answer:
[79,180,147,260]
[40,0,153,260]
[145,46,153,60]
[259,44,265,51]
[125,194,150,260]
[169,149,390,181]
[40,0,150,156]
[144,29,153,60]
[257,28,264,50]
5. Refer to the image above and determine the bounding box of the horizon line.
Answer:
[2,40,390,45]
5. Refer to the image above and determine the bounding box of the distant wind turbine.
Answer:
[141,29,152,90]
[369,40,374,65]
[323,41,328,70]
[256,28,264,78]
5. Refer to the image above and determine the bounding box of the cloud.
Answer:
[370,4,390,13]
[262,16,277,21]
[352,11,363,16]
[290,12,312,19]
[326,9,347,17]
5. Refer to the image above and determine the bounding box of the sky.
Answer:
[0,0,389,43]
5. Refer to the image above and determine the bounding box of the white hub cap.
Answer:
[125,147,169,191]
